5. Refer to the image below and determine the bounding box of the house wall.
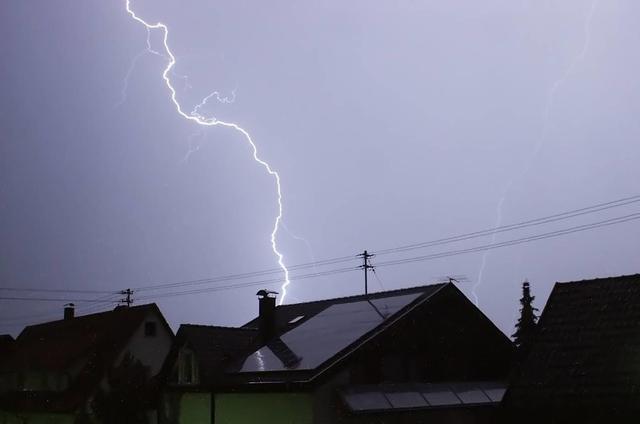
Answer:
[115,309,173,376]
[313,369,350,424]
[178,393,210,424]
[214,392,312,424]
[0,410,74,424]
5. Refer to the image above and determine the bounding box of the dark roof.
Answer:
[175,325,258,383]
[507,274,640,411]
[0,303,170,413]
[0,334,14,361]
[223,283,448,386]
[340,381,507,413]
[4,304,165,372]
[242,284,447,332]
[0,334,14,343]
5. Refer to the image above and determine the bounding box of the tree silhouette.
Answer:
[92,353,150,424]
[512,280,538,357]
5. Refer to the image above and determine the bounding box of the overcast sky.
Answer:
[1,0,639,336]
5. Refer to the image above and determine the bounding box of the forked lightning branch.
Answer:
[124,0,292,304]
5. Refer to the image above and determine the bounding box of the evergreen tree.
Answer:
[512,280,538,355]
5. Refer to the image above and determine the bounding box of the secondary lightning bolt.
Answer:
[124,1,292,304]
[181,90,236,164]
[473,0,599,306]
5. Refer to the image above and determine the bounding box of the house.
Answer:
[0,303,174,424]
[0,335,15,391]
[0,335,14,361]
[163,282,514,424]
[160,324,259,423]
[506,274,640,423]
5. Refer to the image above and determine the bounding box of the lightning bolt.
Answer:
[124,1,292,304]
[180,128,205,164]
[114,48,146,109]
[181,90,236,164]
[473,0,599,306]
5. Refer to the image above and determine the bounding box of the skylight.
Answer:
[288,315,305,324]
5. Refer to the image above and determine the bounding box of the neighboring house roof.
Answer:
[0,334,14,344]
[0,334,14,347]
[0,303,171,413]
[172,325,258,384]
[340,381,507,413]
[507,274,640,411]
[218,283,450,386]
[0,334,14,362]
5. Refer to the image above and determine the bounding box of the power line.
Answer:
[0,293,121,325]
[0,287,119,294]
[132,194,640,294]
[135,266,360,302]
[134,212,640,302]
[1,194,638,301]
[375,212,640,268]
[2,202,637,331]
[133,255,357,292]
[0,209,638,314]
[373,194,640,256]
[0,296,122,303]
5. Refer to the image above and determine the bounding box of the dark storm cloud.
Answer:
[1,0,639,335]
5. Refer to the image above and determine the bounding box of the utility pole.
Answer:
[119,288,133,307]
[358,250,375,295]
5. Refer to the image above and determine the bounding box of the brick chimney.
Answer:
[64,303,75,320]
[256,290,278,341]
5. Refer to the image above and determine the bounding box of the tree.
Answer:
[512,280,538,356]
[92,353,150,424]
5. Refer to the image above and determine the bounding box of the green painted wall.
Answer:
[0,410,74,424]
[179,393,211,424]
[215,392,312,424]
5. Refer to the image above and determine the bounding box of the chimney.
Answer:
[64,303,75,320]
[256,290,278,341]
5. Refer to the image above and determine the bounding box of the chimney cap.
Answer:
[256,289,278,298]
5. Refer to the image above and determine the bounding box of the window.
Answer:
[180,351,195,384]
[184,352,193,383]
[144,321,157,337]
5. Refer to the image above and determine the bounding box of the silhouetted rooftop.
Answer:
[508,273,640,411]
[0,303,171,412]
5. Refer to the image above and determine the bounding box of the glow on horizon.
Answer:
[124,0,292,304]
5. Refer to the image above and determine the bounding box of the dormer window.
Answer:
[184,352,193,383]
[179,349,197,384]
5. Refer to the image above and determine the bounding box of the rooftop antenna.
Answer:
[357,250,375,295]
[436,275,468,284]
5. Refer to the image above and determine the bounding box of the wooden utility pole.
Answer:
[119,288,133,307]
[358,250,375,295]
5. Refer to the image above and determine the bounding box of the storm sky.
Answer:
[1,0,639,336]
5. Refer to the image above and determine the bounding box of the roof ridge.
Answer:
[277,282,446,308]
[181,324,256,331]
[21,303,158,330]
[556,273,640,285]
